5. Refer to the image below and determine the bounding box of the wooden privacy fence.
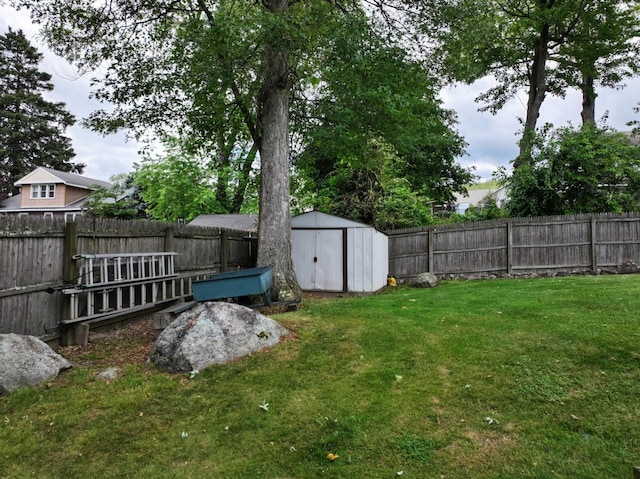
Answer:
[0,216,256,341]
[387,213,640,281]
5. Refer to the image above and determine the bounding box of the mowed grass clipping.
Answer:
[2,275,640,478]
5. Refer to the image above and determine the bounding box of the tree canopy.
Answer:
[424,0,640,167]
[0,27,82,200]
[11,0,320,300]
[130,136,259,222]
[10,0,479,299]
[502,124,640,217]
[293,12,471,227]
[83,173,147,220]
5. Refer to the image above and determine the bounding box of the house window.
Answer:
[31,184,55,199]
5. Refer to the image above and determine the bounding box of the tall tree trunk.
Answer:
[256,0,302,302]
[581,73,596,126]
[515,22,550,170]
[231,144,258,213]
[215,145,231,212]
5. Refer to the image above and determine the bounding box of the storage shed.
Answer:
[291,211,388,293]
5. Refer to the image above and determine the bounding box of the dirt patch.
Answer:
[56,316,159,370]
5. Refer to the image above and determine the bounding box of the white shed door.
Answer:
[292,229,344,291]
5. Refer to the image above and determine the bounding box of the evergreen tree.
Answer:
[0,27,82,200]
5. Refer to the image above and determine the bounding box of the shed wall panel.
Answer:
[292,229,316,290]
[316,230,344,291]
[346,228,388,292]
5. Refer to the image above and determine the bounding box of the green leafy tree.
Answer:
[0,27,82,200]
[130,136,260,221]
[299,138,434,230]
[503,124,640,217]
[10,0,366,301]
[174,135,259,215]
[295,13,471,220]
[426,0,573,165]
[555,0,640,126]
[9,0,314,301]
[424,0,640,166]
[133,143,221,223]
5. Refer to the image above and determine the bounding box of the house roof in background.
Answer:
[0,194,22,209]
[14,167,112,190]
[189,214,258,232]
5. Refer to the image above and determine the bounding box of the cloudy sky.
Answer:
[2,5,640,183]
[1,6,141,182]
[443,77,640,180]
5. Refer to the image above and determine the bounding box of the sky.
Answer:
[442,77,640,180]
[1,6,141,182]
[2,5,640,183]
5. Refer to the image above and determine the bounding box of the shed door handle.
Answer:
[314,256,318,263]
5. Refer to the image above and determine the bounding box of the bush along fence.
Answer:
[387,212,640,281]
[0,216,256,342]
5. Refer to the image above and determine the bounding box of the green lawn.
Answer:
[2,275,640,478]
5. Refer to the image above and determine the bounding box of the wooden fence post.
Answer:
[506,220,513,275]
[61,221,78,345]
[428,228,434,273]
[220,229,229,272]
[590,216,598,273]
[164,226,175,252]
[62,221,78,283]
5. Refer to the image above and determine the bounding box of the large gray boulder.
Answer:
[0,334,72,394]
[413,272,439,288]
[148,302,289,373]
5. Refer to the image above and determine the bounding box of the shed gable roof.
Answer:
[292,211,371,229]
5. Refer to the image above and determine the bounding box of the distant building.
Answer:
[452,187,507,215]
[622,130,640,146]
[0,167,112,220]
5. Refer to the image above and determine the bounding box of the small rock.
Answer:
[96,367,122,381]
[413,272,439,288]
